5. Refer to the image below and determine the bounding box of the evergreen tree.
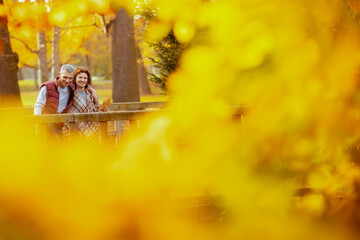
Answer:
[137,5,185,91]
[147,31,185,91]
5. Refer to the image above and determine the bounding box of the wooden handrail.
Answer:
[5,109,168,124]
[0,104,247,144]
[109,101,167,111]
[1,106,248,124]
[0,101,168,116]
[0,102,251,118]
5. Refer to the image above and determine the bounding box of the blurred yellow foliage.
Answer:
[173,20,196,43]
[0,4,6,16]
[3,0,360,239]
[144,20,171,42]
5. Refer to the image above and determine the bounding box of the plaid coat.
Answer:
[62,89,100,138]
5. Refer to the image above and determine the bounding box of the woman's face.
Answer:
[76,72,88,89]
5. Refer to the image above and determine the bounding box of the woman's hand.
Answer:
[87,86,99,105]
[99,106,109,112]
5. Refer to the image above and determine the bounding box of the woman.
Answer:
[63,67,101,138]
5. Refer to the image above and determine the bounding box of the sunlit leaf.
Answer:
[144,20,172,42]
[173,20,196,43]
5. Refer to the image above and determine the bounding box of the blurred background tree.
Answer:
[2,0,156,105]
[147,31,185,91]
[8,7,100,88]
[0,0,21,106]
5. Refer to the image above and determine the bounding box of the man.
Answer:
[34,64,98,137]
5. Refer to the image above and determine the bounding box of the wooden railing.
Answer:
[0,101,169,116]
[0,102,322,221]
[0,101,248,143]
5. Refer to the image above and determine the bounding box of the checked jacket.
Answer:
[62,89,100,138]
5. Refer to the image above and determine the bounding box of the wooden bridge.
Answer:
[0,101,247,143]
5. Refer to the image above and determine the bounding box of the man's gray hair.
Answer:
[60,64,75,73]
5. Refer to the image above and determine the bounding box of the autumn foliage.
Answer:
[2,0,360,239]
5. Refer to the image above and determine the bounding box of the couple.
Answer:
[34,64,105,138]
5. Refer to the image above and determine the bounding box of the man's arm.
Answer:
[34,87,47,115]
[87,86,99,105]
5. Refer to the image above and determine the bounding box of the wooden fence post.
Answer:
[129,119,139,130]
[69,122,78,140]
[100,121,108,143]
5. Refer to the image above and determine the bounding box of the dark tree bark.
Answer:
[0,3,22,107]
[110,9,140,102]
[34,67,39,89]
[85,54,91,73]
[17,67,24,80]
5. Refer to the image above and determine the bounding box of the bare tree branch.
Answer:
[66,23,98,30]
[94,13,108,34]
[10,35,38,54]
[58,18,73,39]
[106,19,115,37]
[59,16,99,40]
[21,63,38,69]
[62,52,80,64]
[59,24,97,39]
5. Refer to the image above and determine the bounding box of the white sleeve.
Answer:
[34,87,47,115]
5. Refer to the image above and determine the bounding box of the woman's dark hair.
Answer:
[73,67,92,88]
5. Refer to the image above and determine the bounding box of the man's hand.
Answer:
[87,86,99,105]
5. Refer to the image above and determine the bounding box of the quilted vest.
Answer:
[40,79,74,114]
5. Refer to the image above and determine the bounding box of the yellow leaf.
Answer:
[99,96,112,111]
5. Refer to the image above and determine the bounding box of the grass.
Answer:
[19,79,168,107]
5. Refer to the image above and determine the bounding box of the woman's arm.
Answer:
[87,86,99,105]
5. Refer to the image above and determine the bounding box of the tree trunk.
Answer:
[110,9,140,102]
[37,30,48,84]
[0,6,22,107]
[136,45,152,95]
[51,25,60,80]
[34,67,39,89]
[17,67,24,80]
[86,54,91,72]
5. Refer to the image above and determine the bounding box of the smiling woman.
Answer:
[76,72,89,91]
[62,67,101,139]
[74,67,92,91]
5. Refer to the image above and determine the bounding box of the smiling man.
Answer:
[34,64,75,116]
[34,64,98,137]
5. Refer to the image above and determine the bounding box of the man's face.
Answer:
[57,70,73,88]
